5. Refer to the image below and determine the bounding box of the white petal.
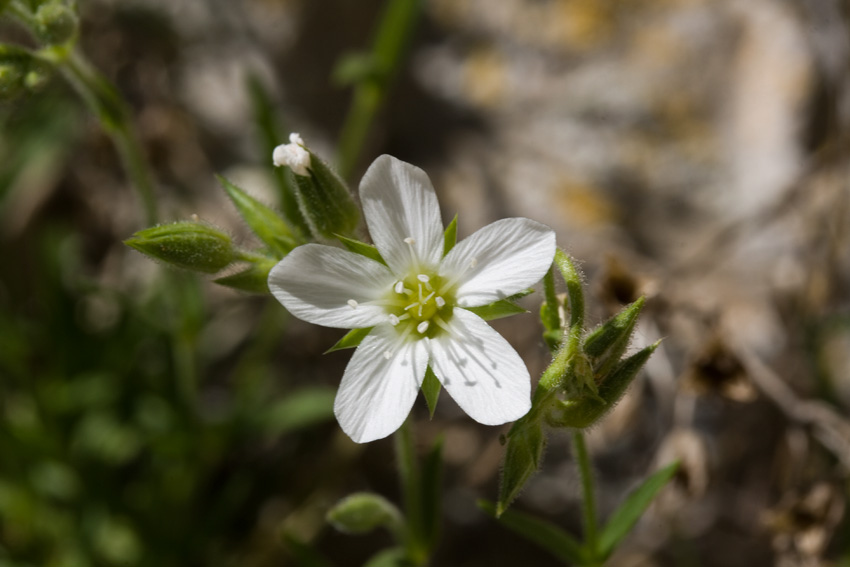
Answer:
[268,244,395,329]
[441,218,555,307]
[428,308,531,425]
[360,155,444,274]
[335,327,429,443]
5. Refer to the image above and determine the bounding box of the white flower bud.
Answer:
[272,133,311,176]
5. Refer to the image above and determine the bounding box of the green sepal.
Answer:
[497,417,545,516]
[326,492,404,536]
[336,234,386,265]
[0,44,35,101]
[479,500,586,565]
[217,175,298,257]
[421,366,441,419]
[291,152,360,240]
[443,214,457,256]
[214,257,277,294]
[325,327,373,354]
[583,297,645,378]
[467,300,527,321]
[125,221,235,274]
[546,342,659,429]
[598,460,680,560]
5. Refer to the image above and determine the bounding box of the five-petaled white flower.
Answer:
[268,155,556,443]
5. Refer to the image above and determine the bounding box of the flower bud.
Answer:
[497,418,545,516]
[326,492,403,535]
[125,222,236,274]
[35,2,78,46]
[272,133,360,239]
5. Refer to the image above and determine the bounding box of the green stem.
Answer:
[573,430,599,563]
[336,0,422,179]
[59,50,159,224]
[395,418,427,565]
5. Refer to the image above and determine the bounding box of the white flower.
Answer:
[272,133,311,176]
[268,155,556,443]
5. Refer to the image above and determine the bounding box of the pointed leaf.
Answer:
[498,418,545,515]
[598,461,680,559]
[326,327,373,353]
[443,214,457,257]
[479,500,586,565]
[336,234,387,266]
[421,366,441,418]
[466,300,527,321]
[218,175,298,256]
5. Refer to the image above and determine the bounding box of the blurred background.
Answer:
[1,0,849,565]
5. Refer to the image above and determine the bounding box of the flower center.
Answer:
[384,271,455,340]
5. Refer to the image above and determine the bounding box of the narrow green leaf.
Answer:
[598,461,680,559]
[336,234,386,265]
[326,327,373,354]
[421,366,441,418]
[362,548,406,567]
[497,418,545,515]
[214,257,276,294]
[443,214,457,256]
[217,175,297,256]
[420,436,443,551]
[253,388,336,436]
[466,300,527,321]
[479,500,586,565]
[327,492,404,536]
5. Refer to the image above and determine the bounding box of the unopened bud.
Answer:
[35,2,78,46]
[125,222,236,274]
[326,492,403,535]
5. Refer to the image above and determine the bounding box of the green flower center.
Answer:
[384,271,455,340]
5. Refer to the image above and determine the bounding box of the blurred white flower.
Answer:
[272,133,310,176]
[269,155,555,442]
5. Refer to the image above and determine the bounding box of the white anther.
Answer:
[435,296,445,307]
[470,258,478,268]
[388,314,400,326]
[347,299,358,309]
[394,281,405,294]
[417,321,430,334]
[383,350,393,360]
[417,274,430,283]
[404,237,416,245]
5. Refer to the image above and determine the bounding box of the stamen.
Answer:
[417,274,430,283]
[404,237,415,245]
[404,302,418,311]
[347,299,358,309]
[417,321,430,334]
[403,236,420,272]
[394,281,405,294]
[397,314,410,322]
[388,314,400,326]
[383,350,393,360]
[418,304,423,317]
[422,291,435,304]
[470,257,478,268]
[433,316,453,335]
[418,283,424,302]
[435,296,446,308]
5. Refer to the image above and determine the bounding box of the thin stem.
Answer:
[60,51,159,224]
[336,0,422,179]
[394,417,428,565]
[572,430,599,562]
